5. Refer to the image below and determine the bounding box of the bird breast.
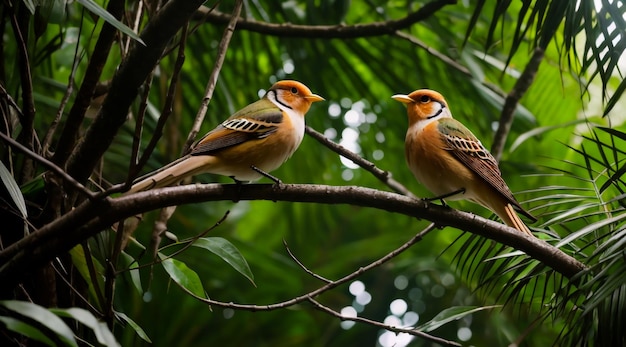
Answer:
[405,121,477,200]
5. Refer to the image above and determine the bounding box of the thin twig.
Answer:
[0,131,95,199]
[173,223,436,310]
[113,211,231,274]
[307,297,461,347]
[42,22,85,156]
[127,24,189,186]
[79,241,107,320]
[64,0,207,186]
[52,261,103,316]
[128,72,154,185]
[194,0,455,38]
[51,0,125,166]
[0,83,24,122]
[305,126,415,197]
[491,47,545,161]
[283,239,332,284]
[182,0,243,154]
[10,3,36,183]
[394,31,506,100]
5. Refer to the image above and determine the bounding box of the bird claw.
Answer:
[250,165,282,185]
[424,188,466,205]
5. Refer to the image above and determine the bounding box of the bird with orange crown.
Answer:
[392,89,536,236]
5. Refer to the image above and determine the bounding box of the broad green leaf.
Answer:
[0,316,55,346]
[20,174,45,197]
[51,307,119,347]
[119,251,144,295]
[416,305,500,332]
[40,0,67,24]
[115,311,152,343]
[160,256,206,298]
[76,0,145,45]
[0,300,78,347]
[0,161,27,227]
[69,245,104,310]
[192,237,255,285]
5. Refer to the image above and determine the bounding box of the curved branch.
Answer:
[171,224,460,346]
[0,184,586,286]
[308,298,461,347]
[194,0,456,38]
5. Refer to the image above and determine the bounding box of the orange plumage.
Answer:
[128,80,323,192]
[393,89,536,236]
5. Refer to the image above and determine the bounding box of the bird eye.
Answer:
[291,87,298,94]
[420,95,430,103]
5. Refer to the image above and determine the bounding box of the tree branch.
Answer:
[51,0,125,166]
[306,126,414,197]
[172,223,460,346]
[491,47,545,161]
[0,132,95,199]
[183,0,243,154]
[65,0,207,185]
[194,0,456,38]
[173,222,434,309]
[307,298,461,347]
[394,31,507,100]
[0,184,586,286]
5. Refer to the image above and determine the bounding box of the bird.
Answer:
[391,89,536,236]
[128,80,324,193]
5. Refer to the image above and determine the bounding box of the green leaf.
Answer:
[51,307,119,347]
[416,305,500,332]
[40,0,67,24]
[115,311,152,343]
[192,237,255,285]
[0,316,56,346]
[119,251,144,295]
[0,160,28,224]
[160,256,206,298]
[0,300,78,347]
[75,0,145,45]
[69,245,104,310]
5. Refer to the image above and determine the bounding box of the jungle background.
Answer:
[1,0,625,346]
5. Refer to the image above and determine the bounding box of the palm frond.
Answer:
[465,0,626,117]
[451,124,626,345]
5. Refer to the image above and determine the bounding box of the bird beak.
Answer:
[305,93,325,103]
[391,94,414,104]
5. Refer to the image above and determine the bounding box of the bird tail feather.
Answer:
[128,155,216,193]
[502,203,534,237]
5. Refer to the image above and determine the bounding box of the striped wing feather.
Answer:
[190,99,282,156]
[438,118,536,221]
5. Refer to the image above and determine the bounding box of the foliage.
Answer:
[0,0,625,346]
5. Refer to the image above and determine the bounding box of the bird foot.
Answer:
[424,188,466,205]
[251,165,282,185]
[229,176,245,202]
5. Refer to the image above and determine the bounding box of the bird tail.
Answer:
[500,203,534,237]
[128,155,217,193]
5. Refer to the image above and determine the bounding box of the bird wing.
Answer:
[437,118,536,221]
[190,99,282,156]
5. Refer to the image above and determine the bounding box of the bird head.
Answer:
[266,80,324,115]
[391,89,452,123]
